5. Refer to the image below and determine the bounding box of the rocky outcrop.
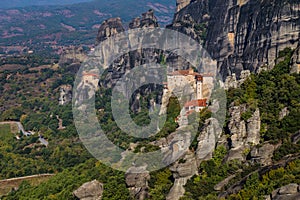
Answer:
[268,183,300,200]
[224,70,251,89]
[73,180,103,200]
[219,155,300,198]
[168,0,211,44]
[226,105,261,162]
[224,73,238,89]
[205,0,300,79]
[292,130,300,144]
[176,0,191,13]
[56,115,66,130]
[58,84,72,105]
[291,46,300,74]
[214,173,239,191]
[249,143,277,166]
[172,0,211,25]
[129,9,158,29]
[279,107,289,120]
[196,118,222,161]
[125,166,150,200]
[96,17,125,44]
[166,118,222,200]
[167,14,201,42]
[228,105,260,148]
[59,46,87,68]
[167,150,197,200]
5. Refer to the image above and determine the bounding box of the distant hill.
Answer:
[1,0,93,9]
[0,0,175,55]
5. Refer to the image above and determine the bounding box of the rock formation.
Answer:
[76,1,300,199]
[249,143,277,166]
[268,183,300,200]
[292,130,300,144]
[59,46,87,69]
[94,10,164,113]
[129,9,158,29]
[169,0,300,80]
[214,173,240,191]
[173,0,210,25]
[166,118,222,200]
[291,46,300,74]
[196,118,222,161]
[205,0,300,79]
[176,0,191,13]
[96,17,125,44]
[73,180,103,200]
[225,104,261,162]
[279,107,290,120]
[224,70,251,89]
[219,155,300,198]
[58,84,72,105]
[167,150,198,200]
[125,166,150,200]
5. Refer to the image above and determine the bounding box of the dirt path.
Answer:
[0,174,54,183]
[0,121,30,136]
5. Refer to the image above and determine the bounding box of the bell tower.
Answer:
[196,75,203,99]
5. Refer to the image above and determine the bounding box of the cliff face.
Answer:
[95,10,164,112]
[174,0,211,24]
[168,0,211,43]
[171,0,300,79]
[206,0,300,79]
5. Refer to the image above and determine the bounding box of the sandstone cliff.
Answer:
[206,0,300,79]
[94,10,164,112]
[169,0,300,80]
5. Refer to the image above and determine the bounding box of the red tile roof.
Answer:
[82,73,99,77]
[184,99,207,108]
[169,69,201,76]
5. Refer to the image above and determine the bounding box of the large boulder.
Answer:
[250,143,277,166]
[73,180,103,200]
[125,166,150,200]
[270,183,300,200]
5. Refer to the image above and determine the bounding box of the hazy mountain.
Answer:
[1,0,93,9]
[0,0,175,54]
